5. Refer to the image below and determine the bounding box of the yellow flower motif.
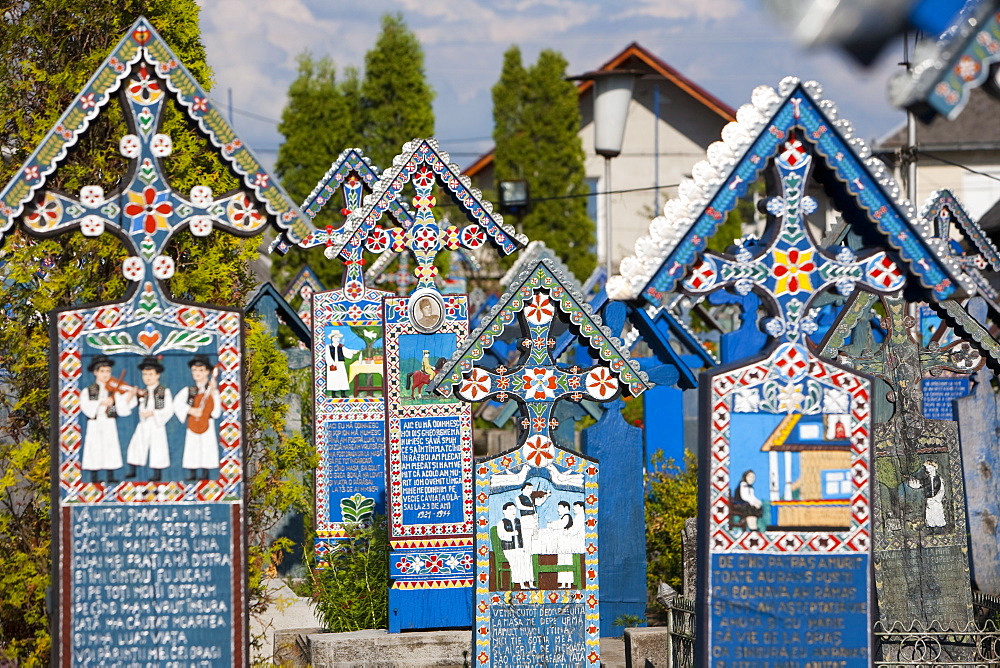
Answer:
[772,248,815,294]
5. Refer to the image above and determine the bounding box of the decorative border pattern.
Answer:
[706,344,872,554]
[608,78,971,304]
[56,299,242,505]
[312,288,388,545]
[473,447,601,667]
[385,294,474,543]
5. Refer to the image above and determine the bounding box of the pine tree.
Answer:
[360,13,434,168]
[0,6,305,662]
[492,47,595,280]
[273,54,361,288]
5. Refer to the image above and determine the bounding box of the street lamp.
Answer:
[577,69,641,277]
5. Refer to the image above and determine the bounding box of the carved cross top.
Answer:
[683,135,906,345]
[821,291,982,436]
[24,63,271,285]
[456,288,621,464]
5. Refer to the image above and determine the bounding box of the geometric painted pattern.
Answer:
[609,79,972,306]
[707,344,872,554]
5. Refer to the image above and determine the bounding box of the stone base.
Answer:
[274,628,470,668]
[624,627,669,668]
[274,629,629,667]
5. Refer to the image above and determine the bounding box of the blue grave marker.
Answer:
[608,78,986,666]
[327,138,525,631]
[432,256,651,666]
[0,18,318,664]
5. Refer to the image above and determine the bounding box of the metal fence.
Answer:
[657,592,1000,668]
[873,619,1000,667]
[666,596,695,668]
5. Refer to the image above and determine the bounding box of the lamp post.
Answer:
[577,69,640,277]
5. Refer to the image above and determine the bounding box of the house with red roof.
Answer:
[464,43,736,273]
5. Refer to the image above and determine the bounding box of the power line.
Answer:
[918,150,1000,184]
[528,183,681,203]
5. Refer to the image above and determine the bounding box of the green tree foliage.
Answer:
[360,13,434,169]
[0,6,305,662]
[243,319,317,657]
[492,46,595,280]
[273,55,361,289]
[645,451,698,599]
[272,13,434,291]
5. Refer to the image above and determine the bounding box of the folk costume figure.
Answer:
[79,355,133,483]
[548,501,576,589]
[173,354,221,481]
[515,480,550,554]
[325,330,358,397]
[908,459,947,529]
[125,356,173,481]
[733,470,763,531]
[497,502,534,590]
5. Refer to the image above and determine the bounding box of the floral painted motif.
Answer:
[585,367,618,400]
[124,186,172,234]
[460,368,492,401]
[524,291,555,326]
[771,248,815,294]
[521,367,558,400]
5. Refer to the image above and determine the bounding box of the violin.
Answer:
[188,367,219,435]
[104,370,141,396]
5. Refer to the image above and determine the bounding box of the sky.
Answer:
[197,0,911,176]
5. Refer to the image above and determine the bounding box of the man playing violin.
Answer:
[79,355,133,483]
[124,356,173,482]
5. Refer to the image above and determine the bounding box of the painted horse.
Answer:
[407,357,448,398]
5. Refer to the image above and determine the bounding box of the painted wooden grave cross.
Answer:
[681,130,900,668]
[0,18,317,666]
[609,79,982,667]
[820,290,981,644]
[279,148,411,565]
[955,298,1000,597]
[327,138,526,631]
[431,256,651,667]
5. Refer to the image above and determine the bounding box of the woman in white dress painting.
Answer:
[80,355,132,484]
[548,501,580,589]
[908,459,947,530]
[125,356,173,482]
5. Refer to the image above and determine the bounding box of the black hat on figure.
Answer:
[138,356,164,373]
[87,355,115,372]
[187,354,212,369]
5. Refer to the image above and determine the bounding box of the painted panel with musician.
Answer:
[60,298,242,504]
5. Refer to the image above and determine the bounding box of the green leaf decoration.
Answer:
[137,157,156,186]
[139,235,156,261]
[136,287,162,320]
[155,329,213,354]
[341,493,376,524]
[86,332,146,356]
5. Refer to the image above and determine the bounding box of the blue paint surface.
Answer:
[709,553,869,667]
[489,602,588,667]
[69,502,235,665]
[399,416,464,526]
[388,582,472,633]
[643,384,686,471]
[922,378,970,420]
[582,400,646,637]
[323,419,385,522]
